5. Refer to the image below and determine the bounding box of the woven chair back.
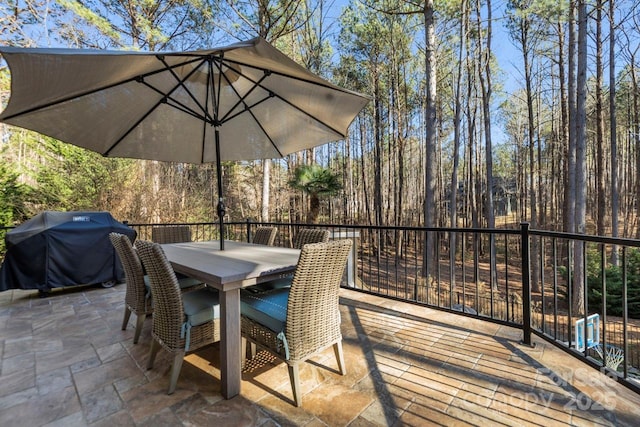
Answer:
[110,233,150,314]
[135,240,185,350]
[151,225,191,244]
[285,239,352,360]
[252,227,277,246]
[292,228,329,249]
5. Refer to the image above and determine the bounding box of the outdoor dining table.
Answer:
[160,240,300,399]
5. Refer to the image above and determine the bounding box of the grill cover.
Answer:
[0,211,136,292]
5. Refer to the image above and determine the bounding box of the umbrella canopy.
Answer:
[0,37,370,248]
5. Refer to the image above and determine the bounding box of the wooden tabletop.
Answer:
[161,240,300,290]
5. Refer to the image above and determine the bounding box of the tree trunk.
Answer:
[477,0,497,290]
[449,0,468,291]
[308,193,320,224]
[595,0,606,237]
[567,1,577,235]
[558,21,570,234]
[423,0,437,281]
[633,65,640,239]
[373,69,383,229]
[610,0,619,264]
[573,0,588,315]
[518,6,541,294]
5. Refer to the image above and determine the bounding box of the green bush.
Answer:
[587,248,640,318]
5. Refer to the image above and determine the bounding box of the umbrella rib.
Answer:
[202,59,214,163]
[217,72,269,124]
[222,95,271,123]
[220,94,284,158]
[139,79,210,123]
[222,65,347,139]
[212,56,222,125]
[105,56,218,156]
[272,90,346,137]
[103,96,166,156]
[222,57,369,99]
[158,56,215,124]
[164,99,211,122]
[215,71,283,157]
[0,57,205,121]
[224,86,346,140]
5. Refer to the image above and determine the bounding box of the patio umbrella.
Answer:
[0,38,369,249]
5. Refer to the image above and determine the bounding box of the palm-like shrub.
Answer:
[289,164,342,224]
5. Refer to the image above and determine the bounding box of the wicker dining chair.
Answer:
[245,228,330,295]
[135,240,221,395]
[252,226,277,246]
[240,239,352,406]
[292,228,329,249]
[109,232,152,344]
[151,225,192,244]
[150,225,202,290]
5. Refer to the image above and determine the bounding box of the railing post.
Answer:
[246,218,252,243]
[521,222,533,346]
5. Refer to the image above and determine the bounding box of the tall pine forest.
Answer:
[1,0,639,241]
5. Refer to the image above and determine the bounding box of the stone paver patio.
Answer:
[1,285,639,426]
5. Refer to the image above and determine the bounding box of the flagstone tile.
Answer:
[80,383,124,424]
[33,337,64,353]
[96,342,127,363]
[70,355,102,374]
[41,411,86,427]
[36,344,97,374]
[73,354,140,395]
[353,375,412,425]
[2,350,35,375]
[3,336,34,358]
[36,366,73,395]
[254,392,318,426]
[180,395,275,427]
[298,382,375,426]
[120,375,198,423]
[490,384,573,426]
[0,367,35,398]
[0,386,39,411]
[0,385,80,427]
[1,319,34,341]
[137,407,182,427]
[113,369,149,395]
[87,409,136,427]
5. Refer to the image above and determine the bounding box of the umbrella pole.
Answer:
[215,128,225,250]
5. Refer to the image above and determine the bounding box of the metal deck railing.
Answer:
[3,219,640,394]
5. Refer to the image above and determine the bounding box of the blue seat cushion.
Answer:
[183,288,220,326]
[240,287,290,333]
[244,277,292,294]
[143,275,152,293]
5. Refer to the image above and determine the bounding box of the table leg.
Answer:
[219,287,241,399]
